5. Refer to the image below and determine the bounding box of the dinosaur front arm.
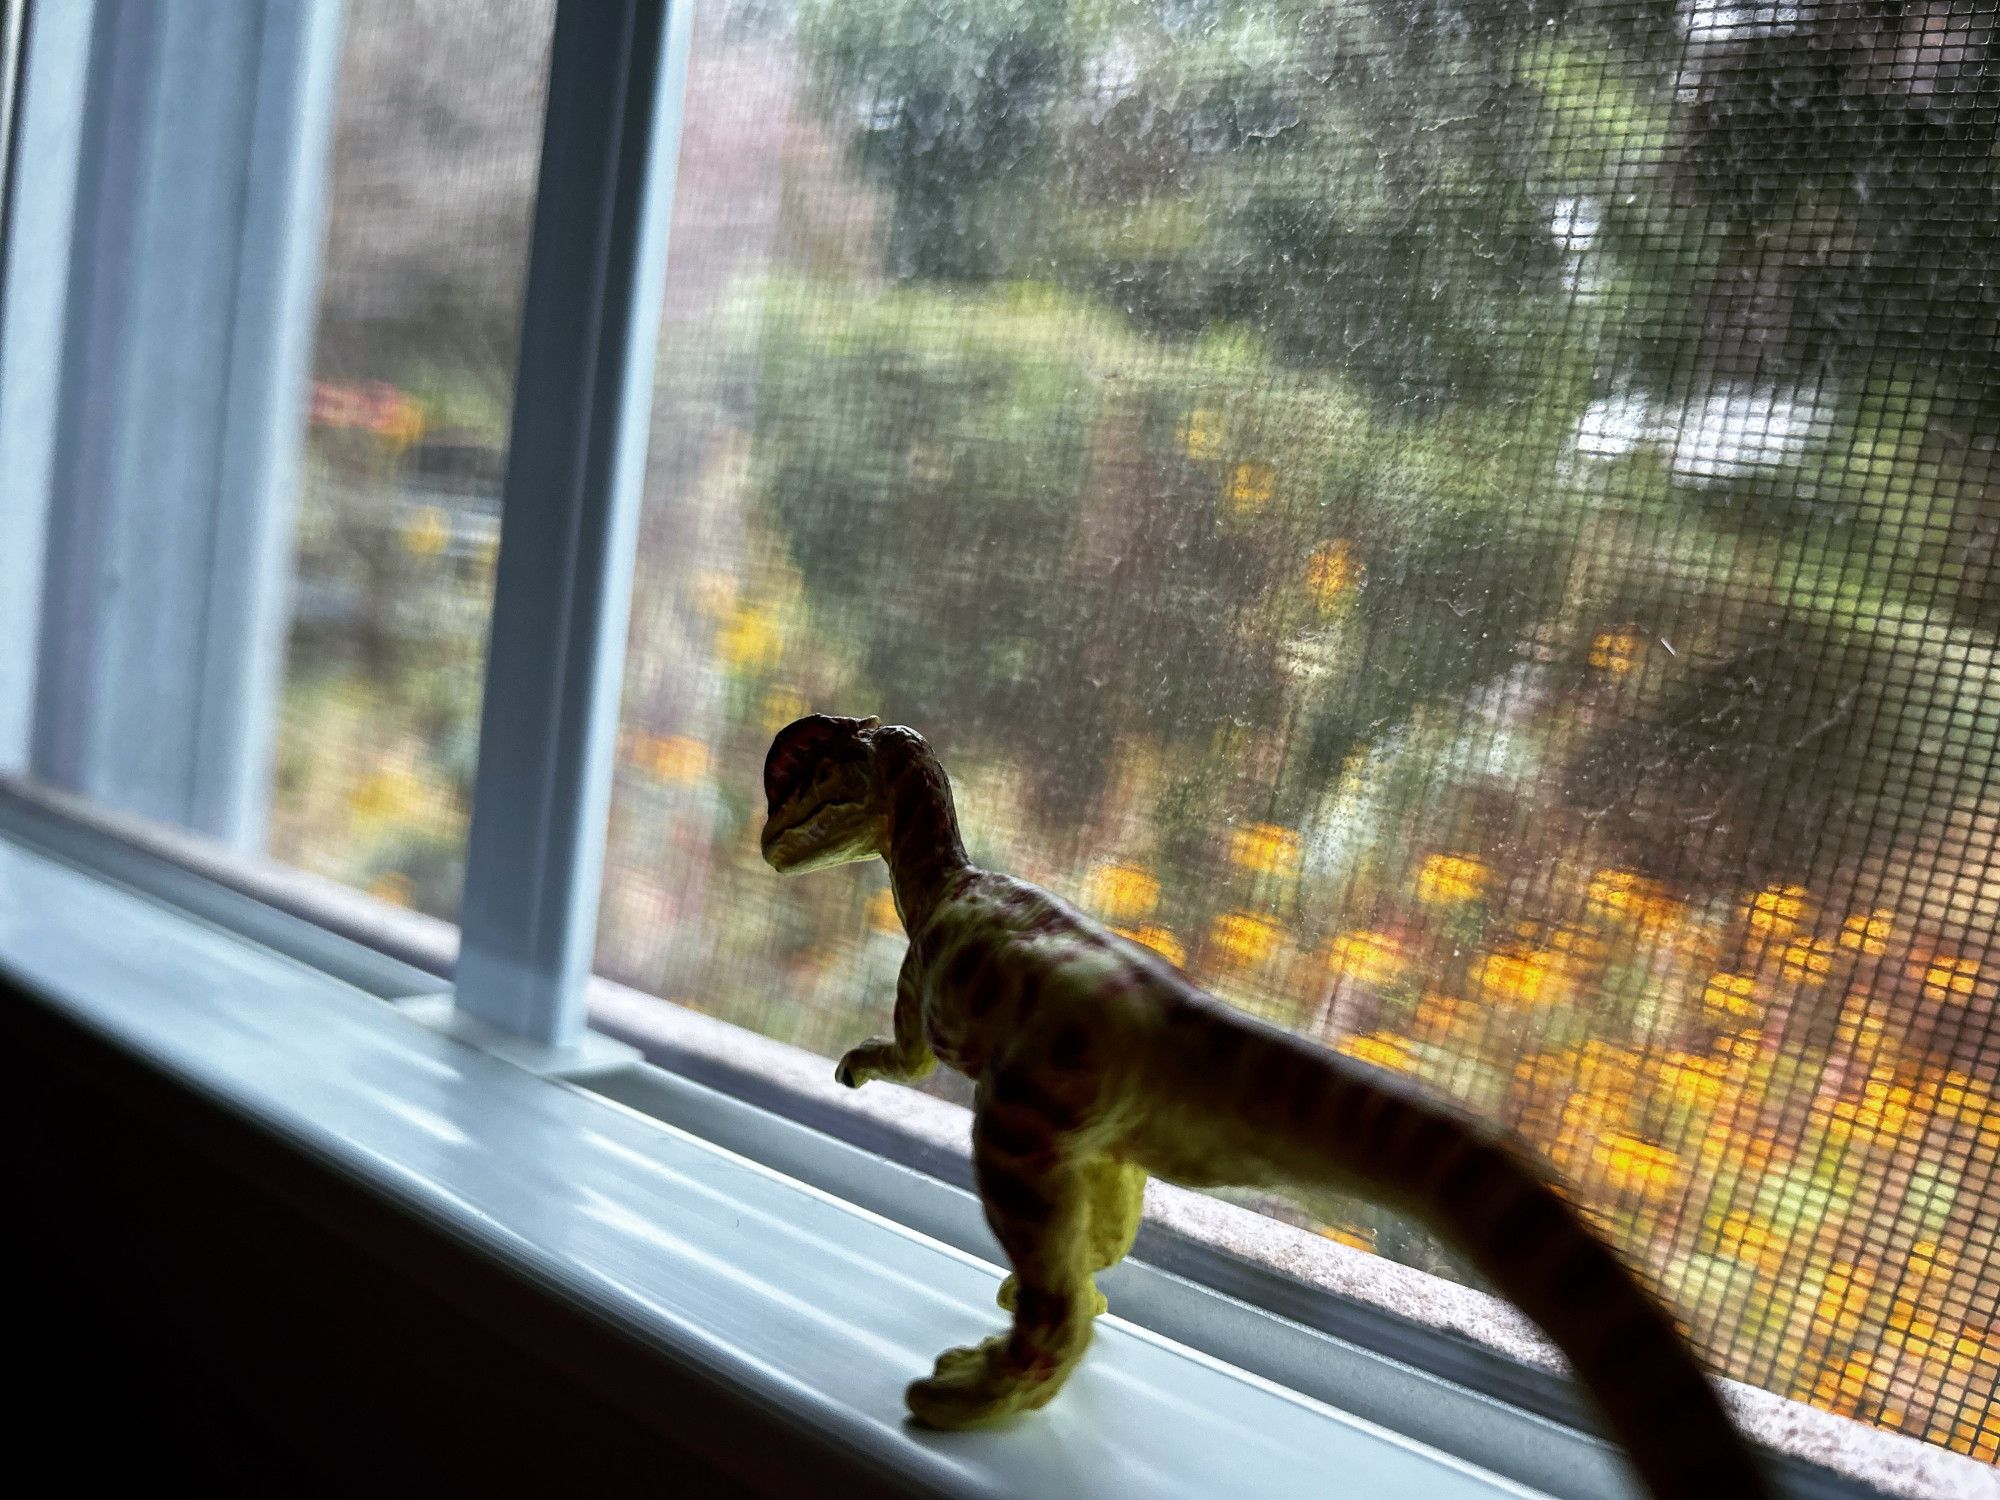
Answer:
[834,951,935,1088]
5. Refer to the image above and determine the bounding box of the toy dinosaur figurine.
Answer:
[761,714,1770,1498]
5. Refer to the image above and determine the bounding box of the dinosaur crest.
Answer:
[763,713,880,809]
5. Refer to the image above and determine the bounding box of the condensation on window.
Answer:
[585,0,1999,1460]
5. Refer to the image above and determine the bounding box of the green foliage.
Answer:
[798,0,1079,280]
[746,275,1580,830]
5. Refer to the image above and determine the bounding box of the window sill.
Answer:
[0,830,1553,1500]
[585,995,1991,1500]
[0,785,1985,1500]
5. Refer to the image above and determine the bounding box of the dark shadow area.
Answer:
[0,971,897,1498]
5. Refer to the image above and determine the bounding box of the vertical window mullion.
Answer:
[0,0,83,778]
[5,0,341,840]
[453,0,691,1047]
[0,1,24,228]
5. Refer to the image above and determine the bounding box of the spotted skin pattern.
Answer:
[761,715,1771,1498]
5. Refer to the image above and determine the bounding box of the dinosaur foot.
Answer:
[905,1337,1076,1429]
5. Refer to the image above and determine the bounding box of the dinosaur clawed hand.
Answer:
[835,1041,889,1088]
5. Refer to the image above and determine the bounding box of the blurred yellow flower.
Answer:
[760,685,811,734]
[1326,929,1409,988]
[1337,1032,1418,1073]
[1577,1039,1642,1095]
[633,732,709,786]
[866,888,903,935]
[1922,952,1984,1005]
[1703,971,1762,1023]
[1885,1306,1941,1354]
[1811,1350,1893,1416]
[1225,460,1277,515]
[1229,822,1302,879]
[398,504,450,557]
[1305,540,1361,611]
[716,603,782,672]
[1319,1224,1376,1252]
[1658,1053,1727,1110]
[1596,1133,1683,1199]
[1474,946,1570,1007]
[1585,866,1652,917]
[378,395,426,451]
[1695,1116,1739,1165]
[1086,861,1161,922]
[1557,1087,1622,1143]
[1715,1210,1788,1275]
[1717,1029,1765,1064]
[1778,935,1837,985]
[347,764,433,829]
[1547,923,1609,967]
[1822,1087,1915,1144]
[1955,1329,2000,1371]
[1634,893,1694,944]
[1177,408,1223,459]
[1745,883,1812,939]
[1839,908,1897,956]
[1514,1047,1580,1093]
[1730,1126,1781,1178]
[1207,910,1282,969]
[367,871,417,908]
[1937,1070,1993,1126]
[1812,1262,1875,1340]
[1848,1017,1890,1060]
[1588,628,1645,675]
[1114,923,1187,969]
[1908,1239,1957,1282]
[1416,851,1491,905]
[1411,991,1479,1044]
[1950,1410,1998,1462]
[1833,992,1890,1055]
[1585,871,1692,944]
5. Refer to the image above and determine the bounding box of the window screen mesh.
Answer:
[270,0,554,916]
[600,0,2000,1456]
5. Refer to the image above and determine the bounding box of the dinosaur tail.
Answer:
[1162,1006,1772,1500]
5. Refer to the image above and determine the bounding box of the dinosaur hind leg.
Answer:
[909,1077,1101,1429]
[998,1156,1146,1316]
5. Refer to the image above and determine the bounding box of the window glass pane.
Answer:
[12,0,551,913]
[606,0,1999,1458]
[271,0,556,917]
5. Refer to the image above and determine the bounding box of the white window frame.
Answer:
[0,0,339,845]
[0,3,1986,1498]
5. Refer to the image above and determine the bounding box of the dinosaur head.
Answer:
[761,713,887,873]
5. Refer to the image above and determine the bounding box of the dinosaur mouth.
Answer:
[761,797,858,866]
